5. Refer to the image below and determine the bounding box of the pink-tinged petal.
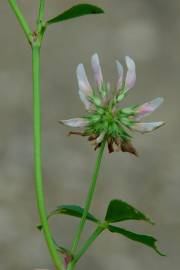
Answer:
[91,53,103,89]
[96,132,106,144]
[77,64,93,109]
[131,121,165,133]
[134,97,164,121]
[78,90,92,110]
[77,64,92,95]
[116,60,124,90]
[125,56,136,91]
[60,118,89,127]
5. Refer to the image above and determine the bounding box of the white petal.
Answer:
[96,132,106,144]
[77,64,92,95]
[116,60,124,90]
[134,97,164,121]
[60,118,89,127]
[125,56,136,91]
[77,64,93,109]
[91,53,103,89]
[78,90,92,110]
[131,121,165,133]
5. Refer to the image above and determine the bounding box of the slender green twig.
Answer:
[70,140,106,255]
[37,0,46,31]
[74,226,105,265]
[8,0,32,44]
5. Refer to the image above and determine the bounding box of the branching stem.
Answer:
[8,0,32,44]
[9,1,64,269]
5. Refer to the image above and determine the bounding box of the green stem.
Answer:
[67,226,105,270]
[8,0,32,44]
[32,45,64,270]
[37,0,46,30]
[71,140,106,255]
[75,226,105,264]
[9,1,63,269]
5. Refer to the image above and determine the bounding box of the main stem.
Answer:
[71,140,106,255]
[32,45,64,270]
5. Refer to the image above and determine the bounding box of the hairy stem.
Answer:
[32,45,64,270]
[70,140,106,256]
[8,0,32,43]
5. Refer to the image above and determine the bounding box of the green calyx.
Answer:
[84,101,136,142]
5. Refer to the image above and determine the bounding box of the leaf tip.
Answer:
[154,244,166,257]
[36,224,43,231]
[146,217,155,225]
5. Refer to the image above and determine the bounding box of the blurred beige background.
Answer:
[0,0,179,269]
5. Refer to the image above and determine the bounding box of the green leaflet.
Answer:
[108,225,165,256]
[103,199,165,256]
[105,199,154,224]
[47,4,104,25]
[37,204,99,230]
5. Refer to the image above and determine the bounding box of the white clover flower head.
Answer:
[60,54,165,155]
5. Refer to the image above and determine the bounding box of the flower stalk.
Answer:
[66,140,106,270]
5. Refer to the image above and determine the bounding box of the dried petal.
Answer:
[60,118,89,127]
[134,97,164,121]
[121,141,138,156]
[116,60,124,90]
[68,131,86,136]
[108,138,114,153]
[125,56,136,91]
[91,53,103,89]
[94,143,101,151]
[88,134,98,141]
[131,121,165,133]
